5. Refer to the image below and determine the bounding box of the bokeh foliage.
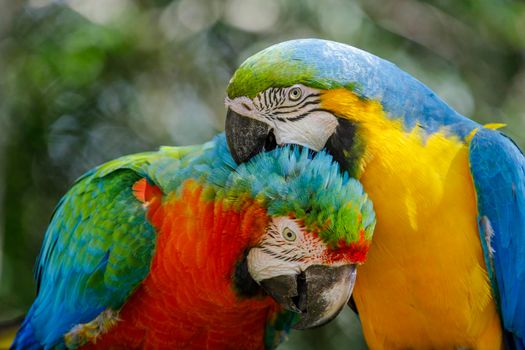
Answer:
[0,0,524,348]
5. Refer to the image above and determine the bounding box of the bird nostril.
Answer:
[241,102,252,111]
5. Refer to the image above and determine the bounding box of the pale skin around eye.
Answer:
[246,216,327,283]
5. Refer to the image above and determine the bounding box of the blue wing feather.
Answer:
[469,128,525,349]
[12,169,158,350]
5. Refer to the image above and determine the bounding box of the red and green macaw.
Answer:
[11,134,375,350]
[225,39,525,349]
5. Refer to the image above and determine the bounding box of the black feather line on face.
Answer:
[273,94,320,113]
[270,88,279,108]
[261,249,280,257]
[258,88,320,116]
[285,108,330,122]
[262,90,268,109]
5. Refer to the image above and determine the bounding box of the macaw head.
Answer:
[225,38,463,176]
[218,137,375,329]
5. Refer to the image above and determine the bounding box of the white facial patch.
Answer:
[247,248,301,282]
[225,84,338,151]
[273,110,338,151]
[247,216,327,282]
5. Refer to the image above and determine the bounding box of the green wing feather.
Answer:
[19,145,203,349]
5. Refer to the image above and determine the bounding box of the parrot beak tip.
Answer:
[260,264,357,330]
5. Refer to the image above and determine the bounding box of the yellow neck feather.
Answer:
[320,88,502,349]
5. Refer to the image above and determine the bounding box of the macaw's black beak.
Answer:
[225,108,275,164]
[259,264,356,330]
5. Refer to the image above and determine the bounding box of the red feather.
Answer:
[83,180,279,349]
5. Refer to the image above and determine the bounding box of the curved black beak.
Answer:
[225,108,273,164]
[259,264,356,329]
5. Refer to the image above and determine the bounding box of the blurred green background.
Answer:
[0,0,524,348]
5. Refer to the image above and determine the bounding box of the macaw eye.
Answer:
[288,87,302,101]
[282,227,297,241]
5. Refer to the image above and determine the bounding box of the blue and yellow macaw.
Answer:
[225,39,525,349]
